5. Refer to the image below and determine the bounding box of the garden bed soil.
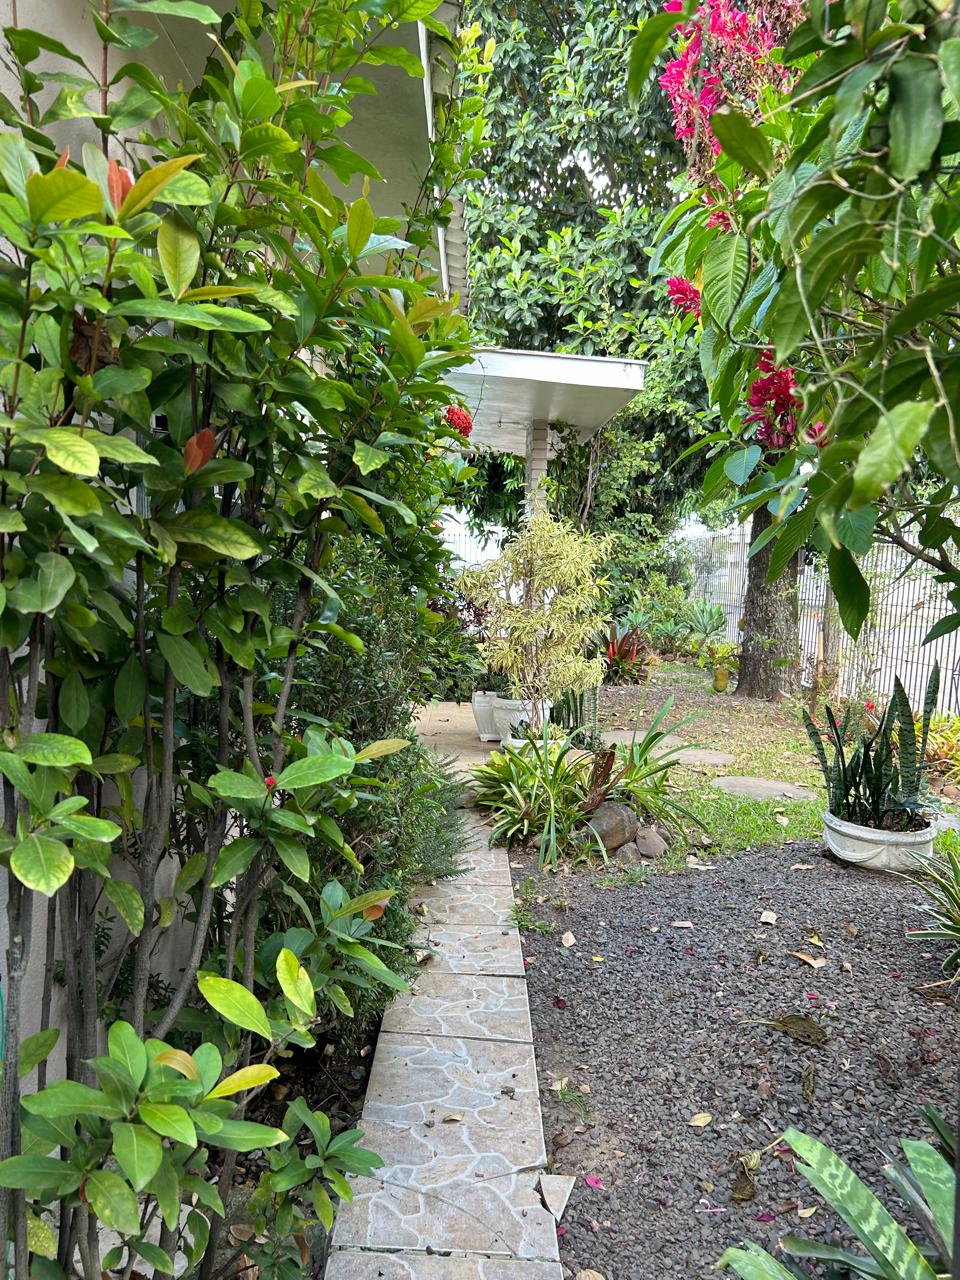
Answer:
[517,839,959,1280]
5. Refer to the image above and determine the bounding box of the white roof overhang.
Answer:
[446,347,648,456]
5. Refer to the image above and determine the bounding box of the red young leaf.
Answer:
[54,147,70,169]
[107,158,133,211]
[362,899,389,921]
[184,428,216,475]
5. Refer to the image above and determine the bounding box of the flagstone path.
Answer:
[324,814,562,1280]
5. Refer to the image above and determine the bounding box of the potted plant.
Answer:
[703,639,739,692]
[460,513,611,741]
[803,667,940,872]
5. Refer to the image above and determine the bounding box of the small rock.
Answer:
[581,801,639,851]
[633,826,668,859]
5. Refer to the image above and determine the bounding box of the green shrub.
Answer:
[910,836,960,980]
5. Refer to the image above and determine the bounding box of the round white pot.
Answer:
[491,696,551,741]
[823,810,934,873]
[471,691,500,742]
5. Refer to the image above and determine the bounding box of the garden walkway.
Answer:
[324,813,563,1280]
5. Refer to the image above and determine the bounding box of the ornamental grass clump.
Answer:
[459,513,612,730]
[803,666,940,832]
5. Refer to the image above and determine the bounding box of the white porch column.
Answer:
[524,418,550,511]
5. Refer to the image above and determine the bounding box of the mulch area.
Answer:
[518,838,959,1280]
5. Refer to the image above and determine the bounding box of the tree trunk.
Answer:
[735,504,799,701]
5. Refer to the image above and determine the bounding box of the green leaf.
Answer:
[205,1064,279,1099]
[276,947,316,1016]
[851,401,932,505]
[828,546,870,641]
[113,297,271,332]
[132,1241,174,1274]
[836,505,877,555]
[941,38,960,116]
[23,1080,119,1119]
[888,53,942,182]
[313,1183,334,1232]
[26,169,102,224]
[112,1123,163,1192]
[27,474,101,517]
[85,1168,142,1237]
[0,133,39,206]
[117,154,199,221]
[11,835,73,896]
[352,439,389,475]
[900,1140,955,1256]
[198,976,272,1040]
[0,1155,74,1194]
[271,834,310,881]
[112,0,219,19]
[787,1128,938,1280]
[627,4,699,101]
[710,109,774,176]
[164,511,260,558]
[701,234,749,327]
[139,1102,197,1148]
[18,1028,59,1079]
[114,655,146,721]
[89,429,155,467]
[16,732,91,766]
[157,214,200,298]
[352,737,411,763]
[716,1244,798,1279]
[207,770,267,801]
[195,1117,288,1151]
[274,751,355,790]
[239,122,299,160]
[27,428,99,476]
[8,553,77,615]
[210,836,260,886]
[59,670,89,733]
[157,633,213,697]
[347,197,375,259]
[108,1021,147,1088]
[104,880,144,936]
[723,445,762,487]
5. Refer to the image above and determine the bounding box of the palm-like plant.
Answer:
[908,840,960,979]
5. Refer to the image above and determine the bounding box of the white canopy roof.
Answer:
[447,348,648,455]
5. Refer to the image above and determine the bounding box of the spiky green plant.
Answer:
[803,666,940,830]
[718,1125,955,1279]
[908,839,960,979]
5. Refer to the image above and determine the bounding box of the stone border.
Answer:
[324,814,562,1279]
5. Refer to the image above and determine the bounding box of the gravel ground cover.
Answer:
[518,839,959,1280]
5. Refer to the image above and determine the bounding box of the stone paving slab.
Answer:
[412,924,524,975]
[412,882,515,927]
[361,1032,544,1149]
[712,774,816,800]
[332,1121,556,1258]
[326,1254,564,1280]
[454,858,513,886]
[381,971,532,1043]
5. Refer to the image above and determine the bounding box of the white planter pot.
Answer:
[471,691,500,742]
[823,810,934,873]
[491,697,551,741]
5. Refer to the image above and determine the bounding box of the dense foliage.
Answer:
[0,1,486,1274]
[639,0,960,642]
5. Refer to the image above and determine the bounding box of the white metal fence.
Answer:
[683,527,960,712]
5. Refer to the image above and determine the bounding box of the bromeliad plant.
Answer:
[0,0,489,1274]
[603,620,654,686]
[718,1125,955,1279]
[803,668,940,833]
[908,838,960,982]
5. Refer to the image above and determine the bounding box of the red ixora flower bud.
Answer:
[445,404,473,438]
[864,701,876,712]
[264,774,277,788]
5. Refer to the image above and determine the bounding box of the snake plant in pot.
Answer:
[803,666,940,873]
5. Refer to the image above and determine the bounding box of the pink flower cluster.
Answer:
[667,276,701,316]
[744,351,826,452]
[658,0,802,179]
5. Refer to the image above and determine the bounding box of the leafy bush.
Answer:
[718,1125,955,1279]
[603,621,657,685]
[804,668,939,831]
[909,838,960,980]
[0,0,490,1272]
[460,513,612,728]
[471,702,691,867]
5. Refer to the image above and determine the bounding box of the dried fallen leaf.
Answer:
[414,949,433,964]
[612,1149,625,1158]
[689,1112,712,1128]
[790,950,827,970]
[844,922,859,937]
[592,955,605,963]
[574,1271,606,1280]
[841,960,853,974]
[579,1083,591,1095]
[561,931,577,948]
[441,1112,464,1123]
[759,910,778,925]
[671,920,694,929]
[797,1205,817,1219]
[775,815,789,827]
[790,862,814,870]
[554,995,567,1009]
[807,931,825,950]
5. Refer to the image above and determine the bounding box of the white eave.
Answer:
[447,348,648,455]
